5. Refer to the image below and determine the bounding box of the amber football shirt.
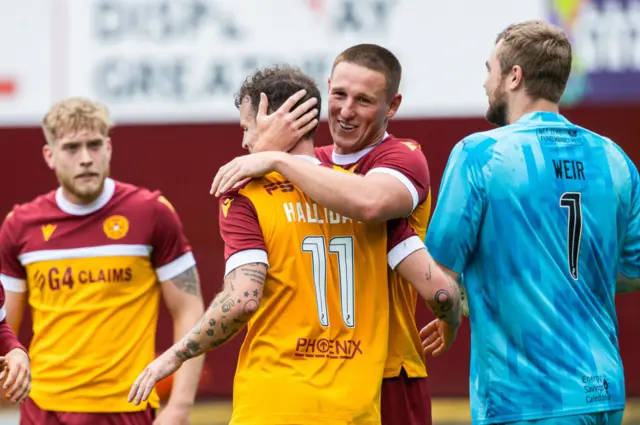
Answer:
[219,156,421,425]
[317,134,432,379]
[0,178,195,412]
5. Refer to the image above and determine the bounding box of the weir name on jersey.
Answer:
[32,267,133,291]
[283,201,357,224]
[294,337,363,360]
[552,159,586,180]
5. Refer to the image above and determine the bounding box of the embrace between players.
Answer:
[0,18,638,425]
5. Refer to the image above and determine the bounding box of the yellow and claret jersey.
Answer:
[317,134,432,379]
[0,178,195,412]
[219,156,418,425]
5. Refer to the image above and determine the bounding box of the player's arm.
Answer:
[274,146,428,222]
[0,211,28,335]
[387,220,461,356]
[276,152,422,221]
[212,144,429,222]
[420,140,486,352]
[151,197,205,414]
[0,300,30,404]
[129,191,268,406]
[424,140,485,282]
[173,262,266,360]
[171,192,267,356]
[395,249,462,326]
[617,152,640,294]
[0,213,31,404]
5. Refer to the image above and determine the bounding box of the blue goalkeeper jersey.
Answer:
[425,111,639,424]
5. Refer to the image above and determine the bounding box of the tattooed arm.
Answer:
[129,262,266,406]
[173,262,267,359]
[159,265,205,411]
[395,248,462,326]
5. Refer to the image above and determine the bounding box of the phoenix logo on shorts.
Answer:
[264,181,295,195]
[294,337,363,359]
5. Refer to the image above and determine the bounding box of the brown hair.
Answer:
[496,20,572,103]
[332,43,402,99]
[235,65,321,140]
[42,97,112,144]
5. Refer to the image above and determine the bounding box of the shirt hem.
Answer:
[30,395,160,412]
[475,403,626,425]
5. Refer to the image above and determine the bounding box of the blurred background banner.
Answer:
[0,1,52,126]
[549,0,640,105]
[1,0,544,125]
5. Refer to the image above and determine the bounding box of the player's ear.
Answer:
[42,143,55,170]
[508,65,524,91]
[386,93,402,119]
[327,78,331,92]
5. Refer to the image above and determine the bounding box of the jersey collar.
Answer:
[331,132,389,166]
[516,111,572,126]
[56,177,116,216]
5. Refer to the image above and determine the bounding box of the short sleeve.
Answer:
[425,140,486,274]
[366,140,430,212]
[620,157,640,278]
[219,191,268,276]
[151,195,196,282]
[386,218,425,270]
[0,210,27,292]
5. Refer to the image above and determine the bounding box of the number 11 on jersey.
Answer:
[302,236,355,328]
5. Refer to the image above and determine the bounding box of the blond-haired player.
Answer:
[0,98,205,425]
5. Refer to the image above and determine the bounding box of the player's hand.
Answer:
[128,351,183,406]
[210,151,284,196]
[420,318,459,357]
[153,402,191,425]
[0,348,31,404]
[251,89,319,153]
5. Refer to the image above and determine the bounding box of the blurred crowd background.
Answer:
[0,0,638,423]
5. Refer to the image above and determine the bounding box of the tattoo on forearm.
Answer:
[425,263,432,281]
[434,289,451,313]
[427,277,462,324]
[221,299,235,312]
[170,266,201,296]
[173,264,266,361]
[243,299,259,315]
[242,263,267,285]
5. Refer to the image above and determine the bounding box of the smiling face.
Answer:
[43,128,112,204]
[328,61,401,154]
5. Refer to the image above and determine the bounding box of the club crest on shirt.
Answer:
[103,215,129,240]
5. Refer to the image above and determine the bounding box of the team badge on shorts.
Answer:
[103,215,129,240]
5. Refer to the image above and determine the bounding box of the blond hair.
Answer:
[42,97,113,144]
[496,20,572,103]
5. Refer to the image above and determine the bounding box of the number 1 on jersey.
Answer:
[302,236,355,328]
[560,192,583,280]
